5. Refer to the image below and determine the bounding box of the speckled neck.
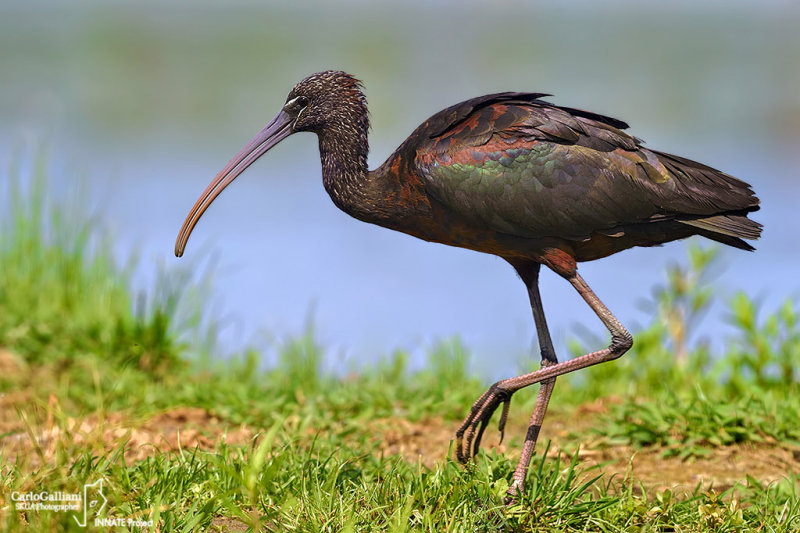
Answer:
[317,116,375,222]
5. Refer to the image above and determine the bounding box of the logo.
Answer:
[73,479,107,527]
[12,478,153,529]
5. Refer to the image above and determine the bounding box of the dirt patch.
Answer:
[368,399,616,470]
[0,348,30,435]
[0,347,24,376]
[209,516,250,531]
[1,406,257,468]
[3,384,797,495]
[370,413,800,494]
[596,443,800,492]
[372,416,469,468]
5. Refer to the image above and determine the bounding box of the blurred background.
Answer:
[1,0,798,378]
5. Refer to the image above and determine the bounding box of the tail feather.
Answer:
[679,214,762,251]
[653,150,761,214]
[680,214,762,240]
[651,150,762,251]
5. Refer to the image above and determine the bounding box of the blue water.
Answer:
[2,2,798,379]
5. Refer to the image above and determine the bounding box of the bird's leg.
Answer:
[456,271,632,477]
[508,263,558,498]
[456,262,558,466]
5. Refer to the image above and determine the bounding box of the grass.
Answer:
[592,389,800,458]
[1,161,799,531]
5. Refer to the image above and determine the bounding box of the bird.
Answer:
[175,70,761,499]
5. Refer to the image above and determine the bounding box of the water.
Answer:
[2,1,798,379]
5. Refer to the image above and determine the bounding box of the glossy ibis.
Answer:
[175,70,761,498]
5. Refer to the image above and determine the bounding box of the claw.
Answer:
[497,397,512,444]
[454,382,514,463]
[504,483,521,506]
[472,410,492,457]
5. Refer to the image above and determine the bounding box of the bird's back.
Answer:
[387,92,760,260]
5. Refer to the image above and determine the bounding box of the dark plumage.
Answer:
[175,71,761,501]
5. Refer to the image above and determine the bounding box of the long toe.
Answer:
[455,382,512,462]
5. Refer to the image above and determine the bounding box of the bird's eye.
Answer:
[297,96,309,107]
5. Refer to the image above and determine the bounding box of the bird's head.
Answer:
[286,70,368,134]
[174,70,367,257]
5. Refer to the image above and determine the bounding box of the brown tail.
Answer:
[680,214,763,251]
[653,150,762,250]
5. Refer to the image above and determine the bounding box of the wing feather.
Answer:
[413,94,760,244]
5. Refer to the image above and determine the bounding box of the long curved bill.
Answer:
[175,110,294,257]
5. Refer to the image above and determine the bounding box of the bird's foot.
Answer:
[455,381,514,463]
[504,479,523,506]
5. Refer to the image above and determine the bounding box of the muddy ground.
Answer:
[2,347,797,496]
[3,398,798,496]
